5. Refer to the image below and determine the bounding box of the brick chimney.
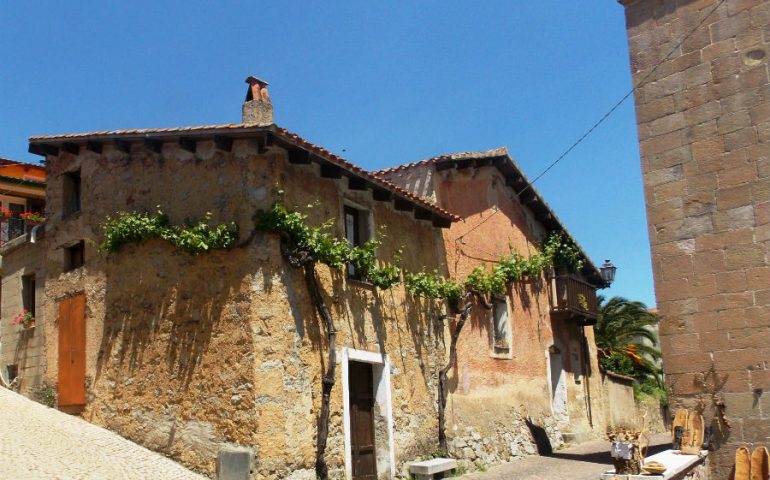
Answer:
[242,76,273,126]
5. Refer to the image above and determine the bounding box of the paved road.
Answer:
[0,387,205,480]
[460,433,671,480]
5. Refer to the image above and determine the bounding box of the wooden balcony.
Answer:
[551,274,599,325]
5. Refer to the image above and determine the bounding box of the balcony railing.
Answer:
[552,274,599,324]
[0,218,41,247]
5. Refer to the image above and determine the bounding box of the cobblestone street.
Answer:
[0,387,205,480]
[459,433,670,480]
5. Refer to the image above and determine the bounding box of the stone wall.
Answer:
[41,139,448,478]
[618,0,770,476]
[0,235,46,395]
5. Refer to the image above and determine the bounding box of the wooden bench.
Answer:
[408,458,458,479]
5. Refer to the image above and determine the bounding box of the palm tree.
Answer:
[595,296,661,375]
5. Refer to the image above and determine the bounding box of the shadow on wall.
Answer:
[12,329,37,391]
[525,417,553,455]
[332,265,445,392]
[96,242,247,387]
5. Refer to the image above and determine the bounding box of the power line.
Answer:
[454,0,727,245]
[515,0,727,198]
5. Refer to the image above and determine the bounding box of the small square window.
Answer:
[63,170,81,217]
[65,241,85,272]
[343,205,371,279]
[492,297,511,355]
[22,274,35,318]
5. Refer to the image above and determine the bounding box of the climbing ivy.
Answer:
[100,210,239,255]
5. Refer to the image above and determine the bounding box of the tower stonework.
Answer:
[618,0,769,475]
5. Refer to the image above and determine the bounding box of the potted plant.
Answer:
[0,207,12,220]
[12,310,35,329]
[20,212,44,224]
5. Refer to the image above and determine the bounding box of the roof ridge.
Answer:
[373,146,509,175]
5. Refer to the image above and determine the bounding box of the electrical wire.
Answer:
[516,0,727,198]
[454,0,727,244]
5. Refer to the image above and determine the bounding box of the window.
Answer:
[22,274,35,318]
[63,170,81,217]
[492,297,511,355]
[343,204,371,278]
[65,241,85,272]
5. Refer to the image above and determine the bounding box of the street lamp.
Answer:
[600,259,617,287]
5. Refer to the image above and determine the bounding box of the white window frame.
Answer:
[341,347,395,480]
[490,296,513,359]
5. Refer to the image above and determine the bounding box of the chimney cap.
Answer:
[245,75,269,86]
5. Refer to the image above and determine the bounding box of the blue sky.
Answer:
[0,1,656,306]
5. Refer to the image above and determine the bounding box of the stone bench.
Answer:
[408,458,458,480]
[600,449,707,480]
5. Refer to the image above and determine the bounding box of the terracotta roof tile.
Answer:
[375,147,604,285]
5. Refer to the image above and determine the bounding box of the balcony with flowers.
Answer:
[0,209,45,247]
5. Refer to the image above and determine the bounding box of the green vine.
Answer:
[543,231,584,273]
[100,210,239,255]
[101,204,586,296]
[403,271,464,304]
[253,202,402,289]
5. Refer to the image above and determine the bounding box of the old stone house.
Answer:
[22,79,459,479]
[11,75,634,478]
[617,0,769,476]
[378,148,612,463]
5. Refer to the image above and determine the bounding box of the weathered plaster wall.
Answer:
[0,237,46,394]
[619,0,770,475]
[430,166,607,464]
[604,373,638,427]
[42,139,447,478]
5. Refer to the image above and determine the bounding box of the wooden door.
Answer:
[58,294,86,411]
[349,361,377,480]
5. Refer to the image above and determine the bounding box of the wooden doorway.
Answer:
[58,294,86,412]
[348,361,377,480]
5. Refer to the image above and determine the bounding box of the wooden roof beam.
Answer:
[144,139,163,153]
[179,137,197,153]
[372,188,392,202]
[28,143,58,157]
[214,135,232,152]
[320,163,342,179]
[288,149,311,164]
[86,141,103,154]
[114,139,131,153]
[432,215,452,229]
[62,143,80,155]
[414,207,432,221]
[348,177,367,191]
[393,197,413,212]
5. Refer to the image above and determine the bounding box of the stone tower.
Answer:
[617,0,769,476]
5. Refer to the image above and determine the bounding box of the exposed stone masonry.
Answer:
[618,0,770,476]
